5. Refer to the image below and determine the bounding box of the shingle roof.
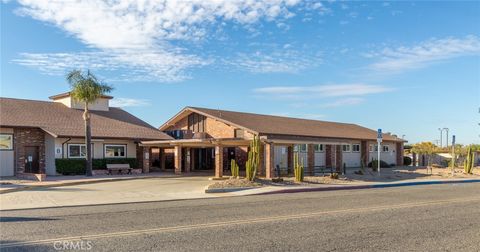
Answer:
[187,107,403,142]
[0,98,172,140]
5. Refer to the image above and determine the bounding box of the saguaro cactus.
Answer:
[294,152,304,182]
[246,135,260,181]
[230,159,239,178]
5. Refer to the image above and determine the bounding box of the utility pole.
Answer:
[438,128,443,147]
[443,128,449,148]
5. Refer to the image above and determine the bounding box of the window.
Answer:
[234,129,244,138]
[314,144,324,152]
[352,144,360,152]
[187,113,206,133]
[299,144,307,153]
[0,134,13,150]
[382,145,389,152]
[105,144,126,158]
[68,144,87,158]
[369,144,378,152]
[294,144,307,152]
[342,144,351,152]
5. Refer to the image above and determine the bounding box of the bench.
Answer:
[106,163,132,175]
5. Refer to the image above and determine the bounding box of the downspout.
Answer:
[61,138,72,159]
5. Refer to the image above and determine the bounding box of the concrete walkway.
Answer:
[0,176,217,210]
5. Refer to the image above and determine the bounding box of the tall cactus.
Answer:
[230,159,239,178]
[294,152,304,182]
[246,135,260,181]
[464,145,475,174]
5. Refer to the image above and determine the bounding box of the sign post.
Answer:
[451,135,456,176]
[377,129,382,175]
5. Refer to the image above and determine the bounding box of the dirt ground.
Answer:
[344,166,480,183]
[208,166,480,188]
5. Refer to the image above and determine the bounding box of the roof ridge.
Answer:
[188,106,354,126]
[0,97,54,104]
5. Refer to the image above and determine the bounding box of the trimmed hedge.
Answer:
[56,158,138,175]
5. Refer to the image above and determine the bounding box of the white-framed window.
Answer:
[370,144,379,152]
[105,144,126,158]
[0,133,13,150]
[294,144,307,153]
[352,144,360,152]
[314,144,324,152]
[68,144,87,158]
[342,144,351,152]
[382,145,389,152]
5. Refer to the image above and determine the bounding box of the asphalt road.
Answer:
[1,183,479,252]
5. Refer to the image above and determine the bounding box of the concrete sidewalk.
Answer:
[0,172,187,194]
[0,176,216,210]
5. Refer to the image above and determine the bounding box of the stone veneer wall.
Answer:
[14,128,46,174]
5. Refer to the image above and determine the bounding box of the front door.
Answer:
[25,146,40,173]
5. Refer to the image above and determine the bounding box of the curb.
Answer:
[204,186,259,193]
[254,179,480,195]
[0,175,180,194]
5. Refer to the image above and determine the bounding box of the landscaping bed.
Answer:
[206,178,262,189]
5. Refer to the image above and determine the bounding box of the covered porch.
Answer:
[140,137,366,179]
[140,138,251,178]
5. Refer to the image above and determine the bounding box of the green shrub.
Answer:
[368,160,391,170]
[55,159,86,175]
[56,158,138,175]
[403,156,412,166]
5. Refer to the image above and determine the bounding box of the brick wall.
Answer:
[14,128,46,174]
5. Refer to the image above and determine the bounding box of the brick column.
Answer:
[160,148,166,170]
[335,145,343,172]
[325,145,332,168]
[174,145,182,175]
[265,143,275,179]
[215,144,223,178]
[185,148,191,173]
[258,143,265,176]
[307,144,315,176]
[142,146,151,173]
[412,153,417,167]
[287,145,293,174]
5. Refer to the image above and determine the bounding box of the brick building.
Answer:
[141,107,405,179]
[0,93,172,178]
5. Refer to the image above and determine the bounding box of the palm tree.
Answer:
[67,70,113,176]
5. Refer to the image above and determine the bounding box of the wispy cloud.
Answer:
[254,83,392,98]
[13,0,318,81]
[110,98,150,107]
[365,35,480,74]
[254,83,392,108]
[227,49,321,74]
[13,49,208,82]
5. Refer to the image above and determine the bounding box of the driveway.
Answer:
[0,176,216,210]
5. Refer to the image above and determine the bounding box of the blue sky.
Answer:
[1,1,479,145]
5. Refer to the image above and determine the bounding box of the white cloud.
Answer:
[14,49,208,82]
[13,0,311,81]
[110,98,150,107]
[366,35,480,74]
[228,49,321,74]
[254,83,392,98]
